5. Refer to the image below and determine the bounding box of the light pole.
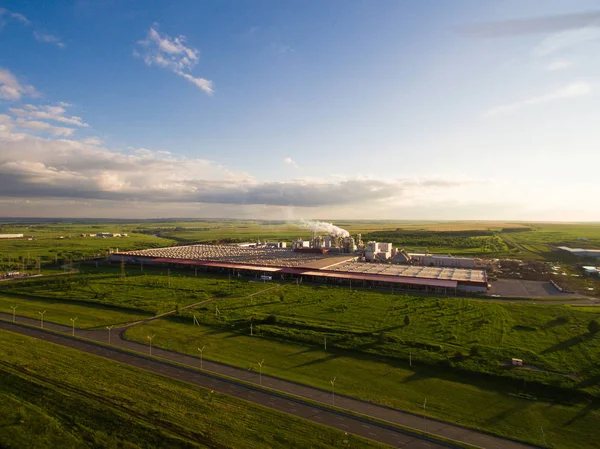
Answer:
[541,426,547,447]
[198,346,205,371]
[331,377,336,406]
[147,334,155,356]
[106,325,114,345]
[10,305,18,322]
[38,310,46,329]
[258,359,264,386]
[70,317,78,336]
[423,399,427,433]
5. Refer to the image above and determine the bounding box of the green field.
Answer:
[0,266,272,314]
[0,329,381,449]
[0,292,150,328]
[2,219,600,265]
[1,219,600,448]
[124,315,600,449]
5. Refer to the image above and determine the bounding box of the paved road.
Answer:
[0,312,535,449]
[0,319,447,449]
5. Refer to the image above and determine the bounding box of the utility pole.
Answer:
[37,256,41,274]
[541,427,547,447]
[258,359,264,386]
[331,377,336,406]
[10,305,18,322]
[250,320,253,336]
[198,346,205,370]
[39,310,47,329]
[147,334,155,356]
[70,317,78,336]
[167,269,171,288]
[423,399,427,433]
[120,258,125,281]
[324,336,327,351]
[106,325,114,345]
[410,352,412,368]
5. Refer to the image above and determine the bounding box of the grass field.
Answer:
[2,219,599,265]
[0,266,273,314]
[0,221,175,271]
[124,315,600,449]
[0,293,151,328]
[0,329,381,449]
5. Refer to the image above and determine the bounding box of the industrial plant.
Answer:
[113,221,488,294]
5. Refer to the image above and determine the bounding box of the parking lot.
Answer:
[488,279,585,298]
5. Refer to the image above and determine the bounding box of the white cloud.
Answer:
[135,25,213,94]
[0,121,469,207]
[485,82,592,117]
[176,71,213,94]
[0,68,39,100]
[0,7,30,25]
[10,104,88,127]
[14,119,74,136]
[81,137,103,146]
[0,8,63,47]
[533,27,600,57]
[33,31,65,48]
[545,59,573,71]
[284,157,298,168]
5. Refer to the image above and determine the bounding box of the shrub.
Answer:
[404,315,410,326]
[470,345,480,357]
[454,351,466,360]
[264,314,277,325]
[588,319,600,335]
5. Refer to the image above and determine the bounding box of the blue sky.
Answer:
[1,0,599,219]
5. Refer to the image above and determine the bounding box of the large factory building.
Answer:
[112,243,488,294]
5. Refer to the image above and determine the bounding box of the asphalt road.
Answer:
[0,312,535,449]
[0,320,448,449]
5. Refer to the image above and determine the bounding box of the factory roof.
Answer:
[329,261,486,283]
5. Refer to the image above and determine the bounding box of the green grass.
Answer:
[124,316,600,449]
[0,221,175,271]
[0,293,151,328]
[0,266,275,314]
[175,285,600,387]
[0,329,381,449]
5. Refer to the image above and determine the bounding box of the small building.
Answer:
[0,234,24,239]
[582,266,599,276]
[558,246,600,258]
[409,253,475,269]
[512,358,523,366]
[96,232,114,238]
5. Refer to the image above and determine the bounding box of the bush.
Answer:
[404,315,410,326]
[454,351,466,360]
[264,314,277,325]
[588,319,600,335]
[278,292,285,301]
[470,345,480,357]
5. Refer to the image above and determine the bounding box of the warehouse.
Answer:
[112,243,487,294]
[558,246,600,258]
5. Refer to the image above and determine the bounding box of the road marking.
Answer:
[362,424,370,429]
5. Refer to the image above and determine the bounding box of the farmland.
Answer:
[1,219,599,448]
[0,329,379,449]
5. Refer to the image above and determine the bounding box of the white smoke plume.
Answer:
[298,220,350,237]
